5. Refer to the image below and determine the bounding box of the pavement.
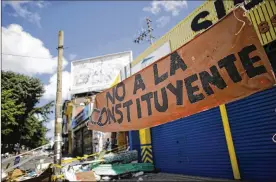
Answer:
[2,154,237,182]
[115,173,236,182]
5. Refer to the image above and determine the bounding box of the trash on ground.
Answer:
[91,163,154,176]
[133,171,144,177]
[35,162,51,175]
[10,164,52,182]
[75,171,96,181]
[1,170,8,181]
[18,167,52,182]
[94,173,101,181]
[62,164,77,181]
[10,169,24,179]
[102,176,112,181]
[103,150,138,164]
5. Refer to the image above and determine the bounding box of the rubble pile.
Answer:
[2,148,154,182]
[103,150,138,164]
[61,149,154,181]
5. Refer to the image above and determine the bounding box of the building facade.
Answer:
[125,0,276,181]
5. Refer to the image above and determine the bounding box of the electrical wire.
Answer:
[1,53,55,60]
[2,53,54,60]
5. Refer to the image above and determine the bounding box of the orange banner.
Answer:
[87,8,275,132]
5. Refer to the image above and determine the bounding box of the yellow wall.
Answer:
[65,102,73,154]
[131,0,276,67]
[129,0,276,174]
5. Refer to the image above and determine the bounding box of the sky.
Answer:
[2,0,204,140]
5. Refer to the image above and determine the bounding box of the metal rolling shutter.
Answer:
[226,86,276,181]
[151,107,233,179]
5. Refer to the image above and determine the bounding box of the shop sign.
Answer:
[190,0,276,45]
[72,105,91,128]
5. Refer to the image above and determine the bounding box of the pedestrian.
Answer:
[14,143,20,155]
[104,138,110,151]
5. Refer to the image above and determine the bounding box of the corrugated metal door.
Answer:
[226,86,276,182]
[151,107,233,179]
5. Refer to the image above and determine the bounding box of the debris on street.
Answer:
[75,171,96,181]
[51,147,156,182]
[103,150,138,164]
[91,163,154,176]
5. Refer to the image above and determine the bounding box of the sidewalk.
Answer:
[117,173,236,182]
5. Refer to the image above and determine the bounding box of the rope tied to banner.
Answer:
[233,3,248,36]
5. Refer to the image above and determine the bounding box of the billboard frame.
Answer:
[70,50,132,96]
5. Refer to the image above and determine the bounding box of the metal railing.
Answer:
[2,142,53,173]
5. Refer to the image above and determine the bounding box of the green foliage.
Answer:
[1,89,24,135]
[1,71,54,149]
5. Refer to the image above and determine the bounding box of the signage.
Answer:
[131,0,276,70]
[189,0,276,46]
[131,42,171,75]
[71,51,132,95]
[141,41,171,69]
[72,105,91,128]
[87,8,275,132]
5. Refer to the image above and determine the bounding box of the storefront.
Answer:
[82,126,92,155]
[125,0,276,181]
[72,104,93,157]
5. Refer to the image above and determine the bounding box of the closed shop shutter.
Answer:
[226,86,276,181]
[75,129,83,156]
[83,127,92,155]
[151,107,233,179]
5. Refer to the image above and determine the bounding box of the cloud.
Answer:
[143,0,188,16]
[3,1,49,27]
[2,24,68,75]
[35,113,44,121]
[156,16,171,28]
[45,119,55,140]
[43,71,71,101]
[69,54,77,61]
[36,112,54,140]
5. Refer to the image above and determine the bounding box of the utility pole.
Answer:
[134,17,154,45]
[53,30,64,179]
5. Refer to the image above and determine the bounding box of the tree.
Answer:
[1,71,54,150]
[1,89,24,135]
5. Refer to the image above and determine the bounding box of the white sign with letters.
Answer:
[131,41,171,74]
[71,51,132,95]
